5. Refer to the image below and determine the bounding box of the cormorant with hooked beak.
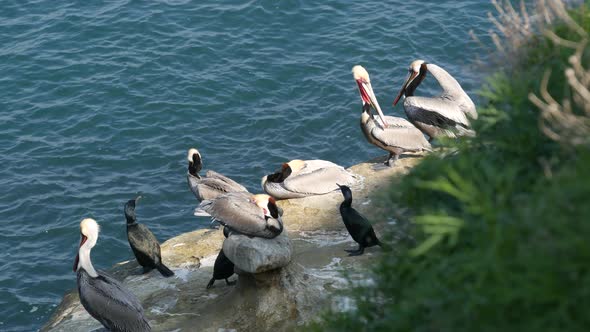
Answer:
[125,196,174,277]
[337,184,381,256]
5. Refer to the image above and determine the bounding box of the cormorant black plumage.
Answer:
[207,227,236,289]
[337,185,381,256]
[125,197,174,277]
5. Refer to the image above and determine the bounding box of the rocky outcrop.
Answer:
[41,154,422,332]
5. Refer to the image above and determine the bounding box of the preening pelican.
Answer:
[393,60,477,140]
[261,159,358,199]
[74,218,151,332]
[194,192,283,239]
[352,65,431,166]
[186,148,248,201]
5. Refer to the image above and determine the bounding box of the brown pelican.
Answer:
[194,192,283,239]
[352,65,431,166]
[392,60,477,140]
[125,197,174,277]
[74,218,151,331]
[261,159,358,199]
[186,148,248,201]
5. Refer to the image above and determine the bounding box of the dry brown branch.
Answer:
[521,1,531,29]
[547,0,587,37]
[544,29,581,49]
[529,41,590,146]
[483,0,590,146]
[539,70,557,106]
[530,21,590,146]
[490,31,507,54]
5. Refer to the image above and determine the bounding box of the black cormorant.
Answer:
[337,185,381,256]
[207,227,236,289]
[125,197,174,277]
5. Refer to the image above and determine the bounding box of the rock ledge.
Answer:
[41,155,422,332]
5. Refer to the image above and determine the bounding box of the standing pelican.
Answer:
[125,197,174,277]
[194,192,283,239]
[186,148,248,201]
[392,60,477,140]
[74,218,151,332]
[352,65,431,166]
[261,159,358,199]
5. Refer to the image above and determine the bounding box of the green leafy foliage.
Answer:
[308,6,590,332]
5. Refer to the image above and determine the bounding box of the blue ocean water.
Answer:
[0,0,494,330]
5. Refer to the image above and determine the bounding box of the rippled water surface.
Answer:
[0,0,494,330]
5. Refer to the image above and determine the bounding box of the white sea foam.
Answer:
[295,230,352,247]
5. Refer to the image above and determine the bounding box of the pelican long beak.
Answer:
[73,235,88,272]
[393,71,418,106]
[360,81,388,128]
[73,254,79,272]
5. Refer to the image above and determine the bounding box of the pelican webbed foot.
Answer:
[385,153,399,167]
[225,278,236,286]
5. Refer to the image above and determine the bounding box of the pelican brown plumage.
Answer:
[352,65,431,166]
[186,148,248,201]
[74,218,151,332]
[393,60,477,140]
[194,192,283,239]
[261,159,358,199]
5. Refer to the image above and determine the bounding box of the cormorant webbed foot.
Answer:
[346,246,365,256]
[348,248,365,256]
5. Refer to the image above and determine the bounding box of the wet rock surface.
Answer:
[41,155,423,332]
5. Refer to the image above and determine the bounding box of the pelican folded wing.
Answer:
[205,170,248,192]
[196,192,280,238]
[283,166,356,195]
[370,124,431,152]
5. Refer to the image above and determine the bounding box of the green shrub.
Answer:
[309,4,590,332]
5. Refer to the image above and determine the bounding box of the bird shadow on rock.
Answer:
[105,259,149,278]
[371,163,392,171]
[370,153,421,171]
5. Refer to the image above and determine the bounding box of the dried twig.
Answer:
[484,0,590,146]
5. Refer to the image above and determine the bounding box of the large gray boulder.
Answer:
[223,231,292,274]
